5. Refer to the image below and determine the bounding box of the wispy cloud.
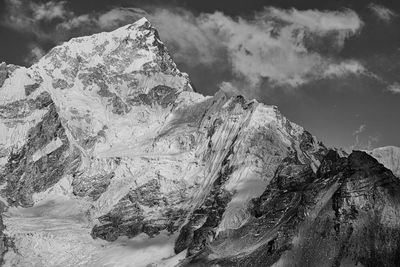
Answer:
[354,124,367,136]
[350,124,381,151]
[387,83,400,94]
[369,3,398,22]
[322,60,366,78]
[1,1,144,42]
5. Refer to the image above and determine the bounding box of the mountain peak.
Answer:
[134,16,150,24]
[36,15,191,90]
[17,17,195,156]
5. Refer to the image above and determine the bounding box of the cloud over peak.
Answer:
[0,0,367,95]
[369,3,398,22]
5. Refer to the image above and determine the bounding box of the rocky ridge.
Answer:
[0,17,399,267]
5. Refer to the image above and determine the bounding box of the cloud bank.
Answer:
[1,0,367,94]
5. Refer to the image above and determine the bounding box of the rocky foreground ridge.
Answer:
[0,18,400,267]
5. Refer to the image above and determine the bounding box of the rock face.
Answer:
[368,146,400,177]
[0,17,399,267]
[183,150,400,266]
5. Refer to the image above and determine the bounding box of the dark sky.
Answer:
[0,0,399,150]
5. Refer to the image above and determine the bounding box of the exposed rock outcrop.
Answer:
[182,150,400,266]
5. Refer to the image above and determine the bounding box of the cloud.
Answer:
[219,81,242,96]
[58,7,147,32]
[98,8,147,29]
[353,124,367,136]
[1,1,367,94]
[387,83,400,94]
[148,8,365,87]
[369,3,398,22]
[261,7,363,48]
[1,0,71,40]
[351,124,366,150]
[323,60,366,78]
[24,43,46,65]
[32,1,69,21]
[350,124,381,151]
[1,1,144,42]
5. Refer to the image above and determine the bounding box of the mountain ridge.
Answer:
[0,17,399,267]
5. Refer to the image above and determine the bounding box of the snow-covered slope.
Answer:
[0,17,326,266]
[0,17,399,267]
[368,146,400,177]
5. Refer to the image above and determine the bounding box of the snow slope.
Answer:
[0,17,328,266]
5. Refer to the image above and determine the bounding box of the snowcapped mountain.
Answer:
[0,18,400,267]
[368,146,400,177]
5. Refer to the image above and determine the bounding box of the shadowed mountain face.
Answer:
[180,150,400,266]
[0,17,399,267]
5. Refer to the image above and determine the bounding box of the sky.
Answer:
[0,0,399,151]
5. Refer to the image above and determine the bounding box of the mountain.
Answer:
[368,146,400,177]
[0,17,400,267]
